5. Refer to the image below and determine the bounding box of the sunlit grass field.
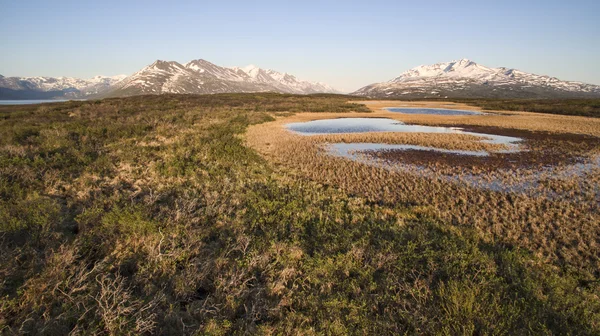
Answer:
[1,94,599,334]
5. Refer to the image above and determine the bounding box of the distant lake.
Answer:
[0,100,69,105]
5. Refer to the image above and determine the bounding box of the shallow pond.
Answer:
[385,107,483,115]
[285,118,598,197]
[329,143,489,158]
[327,142,600,198]
[286,118,522,151]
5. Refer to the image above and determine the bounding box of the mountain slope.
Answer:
[229,64,336,94]
[0,74,126,100]
[1,59,338,100]
[352,59,600,99]
[103,59,338,97]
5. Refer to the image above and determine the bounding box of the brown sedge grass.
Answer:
[246,107,600,276]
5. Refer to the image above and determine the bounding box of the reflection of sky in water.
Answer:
[324,142,600,199]
[386,107,483,115]
[329,143,489,157]
[286,118,522,151]
[286,118,599,198]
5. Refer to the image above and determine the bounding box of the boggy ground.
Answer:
[255,100,600,172]
[359,100,600,136]
[246,100,600,278]
[367,124,600,172]
[2,94,600,335]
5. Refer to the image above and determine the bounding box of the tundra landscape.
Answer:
[1,94,600,334]
[3,1,600,334]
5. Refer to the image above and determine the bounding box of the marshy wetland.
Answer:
[2,94,600,334]
[284,115,599,196]
[247,99,600,278]
[386,107,484,115]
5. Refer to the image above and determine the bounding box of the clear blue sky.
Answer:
[1,0,598,92]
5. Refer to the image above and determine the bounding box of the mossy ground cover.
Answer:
[1,94,599,334]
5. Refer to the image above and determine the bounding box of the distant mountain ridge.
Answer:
[352,59,600,99]
[105,59,337,97]
[0,75,126,100]
[0,59,338,100]
[4,58,599,100]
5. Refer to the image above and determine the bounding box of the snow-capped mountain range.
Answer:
[0,59,337,100]
[4,58,599,100]
[107,59,337,97]
[0,75,127,100]
[353,59,600,99]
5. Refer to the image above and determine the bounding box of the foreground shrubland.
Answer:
[1,94,599,334]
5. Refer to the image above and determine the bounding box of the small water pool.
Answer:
[284,118,597,196]
[385,107,483,115]
[329,143,489,158]
[286,118,522,150]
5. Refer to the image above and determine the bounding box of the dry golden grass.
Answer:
[3,94,600,333]
[265,110,505,150]
[245,105,600,277]
[359,100,600,137]
[312,132,508,151]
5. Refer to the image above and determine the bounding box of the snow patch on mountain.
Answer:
[0,73,127,99]
[1,58,338,99]
[107,59,339,97]
[353,59,600,99]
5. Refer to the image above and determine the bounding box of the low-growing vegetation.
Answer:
[371,98,600,118]
[1,94,600,334]
[312,132,509,152]
[357,100,600,136]
[456,98,600,118]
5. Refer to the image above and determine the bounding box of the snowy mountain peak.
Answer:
[0,58,339,100]
[395,59,493,81]
[242,64,260,73]
[187,58,210,64]
[185,59,215,70]
[89,75,127,83]
[104,58,339,97]
[454,58,474,65]
[354,59,600,99]
[235,64,268,80]
[148,60,166,67]
[146,60,185,72]
[222,63,338,93]
[0,72,129,100]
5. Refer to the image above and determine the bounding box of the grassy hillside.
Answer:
[1,94,599,334]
